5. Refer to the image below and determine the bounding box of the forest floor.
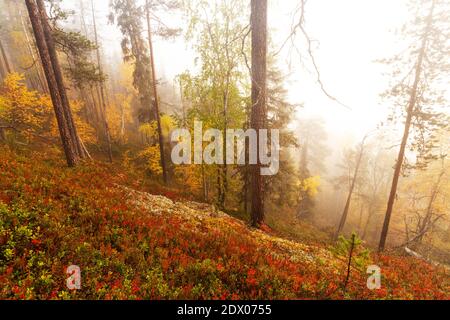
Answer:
[0,148,448,299]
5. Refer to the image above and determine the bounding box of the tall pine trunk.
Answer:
[145,0,168,184]
[250,0,267,227]
[378,0,436,252]
[25,0,78,167]
[20,8,48,93]
[35,0,85,160]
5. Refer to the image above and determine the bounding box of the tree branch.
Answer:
[274,0,351,110]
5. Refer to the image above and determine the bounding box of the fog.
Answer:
[60,0,410,149]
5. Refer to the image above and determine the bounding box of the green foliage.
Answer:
[263,66,301,210]
[381,0,450,170]
[49,7,105,89]
[332,233,370,270]
[175,0,250,208]
[109,0,180,121]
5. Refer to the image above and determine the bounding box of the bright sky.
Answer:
[68,0,412,147]
[269,0,410,141]
[160,0,410,146]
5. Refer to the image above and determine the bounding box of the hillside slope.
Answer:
[0,149,448,299]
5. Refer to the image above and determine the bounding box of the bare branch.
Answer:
[274,0,351,110]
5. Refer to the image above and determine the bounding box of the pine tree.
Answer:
[25,0,79,166]
[378,0,450,251]
[36,0,85,159]
[110,0,178,182]
[145,0,167,183]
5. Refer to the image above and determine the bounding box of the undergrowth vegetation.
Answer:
[0,148,448,300]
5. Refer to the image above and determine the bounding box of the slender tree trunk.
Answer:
[0,126,5,141]
[0,37,5,80]
[297,140,313,219]
[79,0,89,37]
[220,73,232,209]
[220,100,228,209]
[378,1,435,252]
[335,141,365,240]
[146,0,168,184]
[91,0,113,163]
[201,163,207,202]
[35,0,85,159]
[20,7,48,93]
[205,174,210,202]
[250,0,267,227]
[27,75,38,91]
[342,234,356,294]
[79,87,91,124]
[243,104,251,216]
[362,203,375,240]
[120,104,125,143]
[244,181,248,214]
[219,166,226,209]
[220,20,233,210]
[216,167,223,207]
[79,0,96,130]
[0,39,12,74]
[25,0,77,167]
[0,58,6,81]
[91,86,102,126]
[218,67,230,209]
[357,201,364,234]
[179,79,186,126]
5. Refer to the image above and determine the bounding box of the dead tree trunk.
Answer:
[250,0,267,227]
[25,0,78,167]
[378,0,436,252]
[145,0,168,184]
